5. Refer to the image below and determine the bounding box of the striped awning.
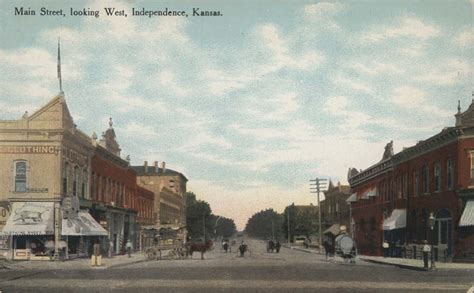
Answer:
[459,200,474,227]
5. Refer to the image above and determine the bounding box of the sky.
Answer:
[0,0,472,230]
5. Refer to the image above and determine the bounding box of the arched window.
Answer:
[14,161,27,192]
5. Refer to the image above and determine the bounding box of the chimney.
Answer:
[161,161,166,173]
[154,161,159,173]
[144,161,148,173]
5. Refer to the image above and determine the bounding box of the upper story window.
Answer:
[81,169,88,199]
[434,162,441,192]
[63,163,69,195]
[470,151,474,185]
[14,161,27,192]
[73,166,79,196]
[422,165,429,194]
[413,171,419,197]
[447,158,454,189]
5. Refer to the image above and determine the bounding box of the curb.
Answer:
[360,258,427,271]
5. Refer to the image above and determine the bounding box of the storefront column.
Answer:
[54,202,61,259]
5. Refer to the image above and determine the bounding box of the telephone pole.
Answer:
[310,178,327,253]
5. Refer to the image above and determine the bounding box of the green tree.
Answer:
[213,216,237,238]
[185,192,213,241]
[244,209,284,240]
[282,203,319,242]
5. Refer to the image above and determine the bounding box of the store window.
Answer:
[14,161,27,192]
[434,162,441,192]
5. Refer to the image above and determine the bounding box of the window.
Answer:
[471,151,474,184]
[14,161,27,192]
[434,162,441,192]
[73,166,79,196]
[447,158,454,189]
[81,169,88,199]
[422,165,429,193]
[63,163,69,195]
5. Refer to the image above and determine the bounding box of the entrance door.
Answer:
[433,209,452,259]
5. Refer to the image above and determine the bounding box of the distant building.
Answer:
[349,99,474,261]
[320,181,351,238]
[132,161,187,230]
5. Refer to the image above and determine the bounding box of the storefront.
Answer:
[2,202,55,260]
[61,210,108,258]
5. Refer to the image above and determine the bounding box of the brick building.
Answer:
[132,161,187,229]
[349,100,474,261]
[320,181,351,238]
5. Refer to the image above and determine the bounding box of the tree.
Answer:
[282,203,319,242]
[186,192,238,241]
[186,192,212,241]
[213,216,237,238]
[244,209,284,240]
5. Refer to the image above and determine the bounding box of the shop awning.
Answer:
[62,211,108,236]
[2,202,54,235]
[459,200,474,227]
[383,209,406,230]
[323,224,340,235]
[346,193,358,203]
[361,188,377,199]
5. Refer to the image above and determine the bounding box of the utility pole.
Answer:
[310,178,327,253]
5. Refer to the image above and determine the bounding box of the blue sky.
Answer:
[0,0,472,229]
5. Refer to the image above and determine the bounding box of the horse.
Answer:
[186,240,213,260]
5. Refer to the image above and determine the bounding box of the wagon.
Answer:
[144,238,186,260]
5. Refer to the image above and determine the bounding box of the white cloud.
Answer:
[391,86,451,117]
[361,16,440,43]
[304,2,344,30]
[454,28,474,47]
[348,61,404,76]
[414,59,471,85]
[333,76,374,94]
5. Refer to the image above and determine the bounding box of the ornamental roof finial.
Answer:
[109,117,113,128]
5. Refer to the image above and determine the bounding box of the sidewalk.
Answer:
[359,255,474,271]
[0,252,147,271]
[284,245,474,271]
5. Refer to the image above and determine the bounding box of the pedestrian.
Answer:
[126,239,133,258]
[108,240,114,258]
[239,241,247,257]
[383,240,389,258]
[275,241,281,253]
[323,240,330,260]
[422,240,430,270]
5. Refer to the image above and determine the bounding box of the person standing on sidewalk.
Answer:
[422,240,431,270]
[383,240,389,258]
[126,239,133,258]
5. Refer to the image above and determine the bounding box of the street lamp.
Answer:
[428,212,436,270]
